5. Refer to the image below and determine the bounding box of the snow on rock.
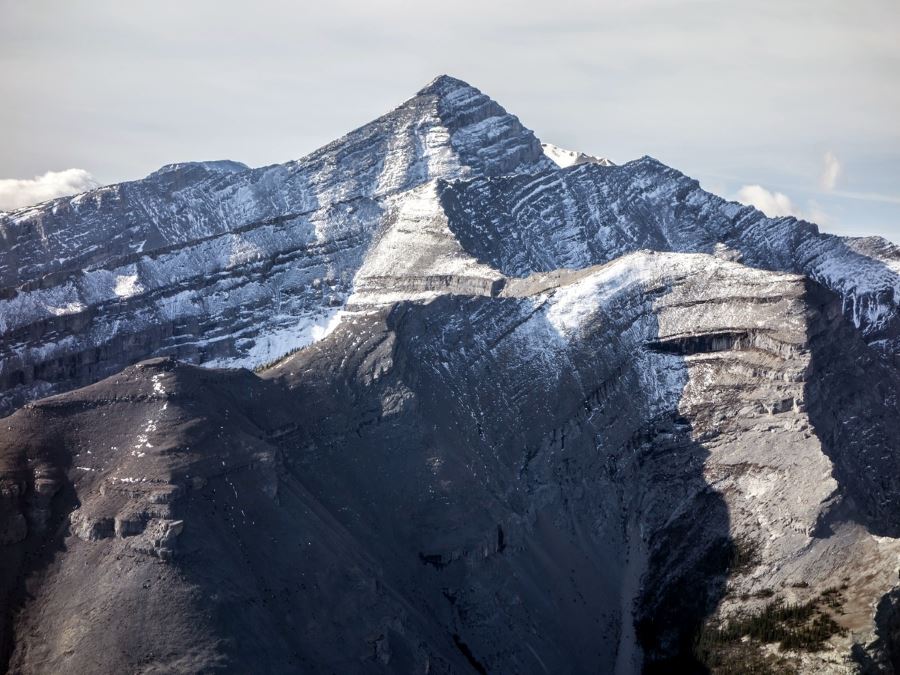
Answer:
[349,181,503,306]
[113,272,143,299]
[440,157,900,349]
[542,142,615,168]
[544,253,659,336]
[0,74,897,424]
[205,309,345,370]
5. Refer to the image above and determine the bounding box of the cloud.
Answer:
[831,189,900,205]
[820,151,841,191]
[805,200,831,226]
[736,184,832,226]
[736,184,801,218]
[0,169,99,211]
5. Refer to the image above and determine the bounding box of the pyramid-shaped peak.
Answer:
[406,74,552,177]
[416,74,476,97]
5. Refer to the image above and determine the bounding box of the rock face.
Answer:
[1,76,899,674]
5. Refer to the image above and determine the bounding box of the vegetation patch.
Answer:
[726,536,761,574]
[253,345,306,372]
[695,586,849,673]
[695,642,799,675]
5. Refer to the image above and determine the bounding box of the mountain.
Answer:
[2,76,899,416]
[0,75,552,413]
[1,76,899,674]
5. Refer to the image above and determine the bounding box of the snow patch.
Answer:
[47,301,87,317]
[546,256,657,336]
[542,143,614,169]
[205,308,345,369]
[114,274,143,299]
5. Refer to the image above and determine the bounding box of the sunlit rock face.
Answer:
[1,76,899,674]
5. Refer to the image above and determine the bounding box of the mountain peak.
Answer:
[416,74,474,97]
[148,160,249,179]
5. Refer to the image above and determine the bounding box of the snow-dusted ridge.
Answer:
[0,74,898,417]
[148,160,250,178]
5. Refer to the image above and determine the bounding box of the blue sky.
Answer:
[1,0,898,242]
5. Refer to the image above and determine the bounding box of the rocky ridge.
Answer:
[2,78,899,415]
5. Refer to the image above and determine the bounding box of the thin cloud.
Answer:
[831,189,900,206]
[736,184,800,218]
[805,200,831,227]
[0,169,99,212]
[820,151,841,191]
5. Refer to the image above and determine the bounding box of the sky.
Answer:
[1,0,898,242]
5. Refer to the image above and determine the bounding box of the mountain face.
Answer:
[1,76,899,674]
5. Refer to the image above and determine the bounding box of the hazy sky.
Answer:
[1,0,898,241]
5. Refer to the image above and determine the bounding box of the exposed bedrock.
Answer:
[803,281,900,538]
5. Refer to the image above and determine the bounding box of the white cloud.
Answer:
[736,184,800,218]
[0,169,99,211]
[820,151,841,191]
[736,184,832,226]
[805,200,831,226]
